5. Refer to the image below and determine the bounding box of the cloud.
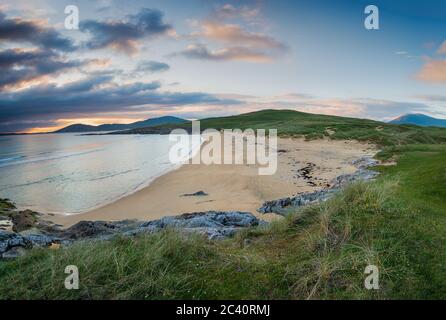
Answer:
[438,41,446,54]
[213,3,261,22]
[416,58,446,83]
[175,5,287,63]
[173,43,272,63]
[194,21,286,50]
[417,94,446,102]
[135,60,170,73]
[354,99,431,120]
[80,8,173,55]
[287,98,431,121]
[0,75,240,131]
[0,11,75,51]
[0,48,85,91]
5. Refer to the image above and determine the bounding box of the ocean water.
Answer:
[0,133,186,214]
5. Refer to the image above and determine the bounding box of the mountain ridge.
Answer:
[54,116,187,133]
[389,113,446,128]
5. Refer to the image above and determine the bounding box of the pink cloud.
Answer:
[438,41,446,54]
[194,21,286,50]
[416,58,446,83]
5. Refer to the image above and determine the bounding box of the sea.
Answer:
[0,133,188,215]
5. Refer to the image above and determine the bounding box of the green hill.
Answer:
[119,109,446,147]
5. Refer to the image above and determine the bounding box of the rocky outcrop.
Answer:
[258,189,335,215]
[59,220,138,240]
[138,211,261,240]
[0,211,260,259]
[58,211,261,241]
[0,231,61,259]
[0,199,60,233]
[258,156,380,215]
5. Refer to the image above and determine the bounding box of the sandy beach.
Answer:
[50,137,377,227]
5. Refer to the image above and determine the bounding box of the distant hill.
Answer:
[390,114,446,128]
[54,116,187,133]
[109,109,446,146]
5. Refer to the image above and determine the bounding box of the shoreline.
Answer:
[48,137,378,228]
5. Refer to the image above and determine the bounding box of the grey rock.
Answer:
[0,230,60,258]
[141,211,259,230]
[138,211,259,240]
[351,156,379,170]
[59,220,139,240]
[25,234,58,247]
[1,211,262,259]
[2,246,27,259]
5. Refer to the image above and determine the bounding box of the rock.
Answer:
[2,246,27,259]
[11,209,38,232]
[351,156,380,170]
[60,220,137,240]
[140,211,259,239]
[25,234,58,247]
[331,169,379,189]
[0,198,16,212]
[0,230,60,258]
[1,199,60,233]
[142,211,259,229]
[0,219,13,232]
[258,189,335,214]
[181,191,208,197]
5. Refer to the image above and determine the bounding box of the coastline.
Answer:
[49,137,378,227]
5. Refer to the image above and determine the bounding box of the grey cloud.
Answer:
[135,60,170,73]
[173,43,272,63]
[0,49,85,91]
[80,8,172,54]
[0,11,75,51]
[0,75,240,131]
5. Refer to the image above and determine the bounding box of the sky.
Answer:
[0,0,445,133]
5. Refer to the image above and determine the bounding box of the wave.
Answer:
[0,155,25,163]
[0,148,102,168]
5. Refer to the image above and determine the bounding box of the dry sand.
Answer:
[50,137,377,227]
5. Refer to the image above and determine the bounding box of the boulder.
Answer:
[11,209,38,232]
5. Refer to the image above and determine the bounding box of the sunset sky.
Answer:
[0,0,445,132]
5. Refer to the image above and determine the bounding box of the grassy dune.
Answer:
[1,110,446,299]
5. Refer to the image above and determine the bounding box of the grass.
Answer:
[1,110,446,299]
